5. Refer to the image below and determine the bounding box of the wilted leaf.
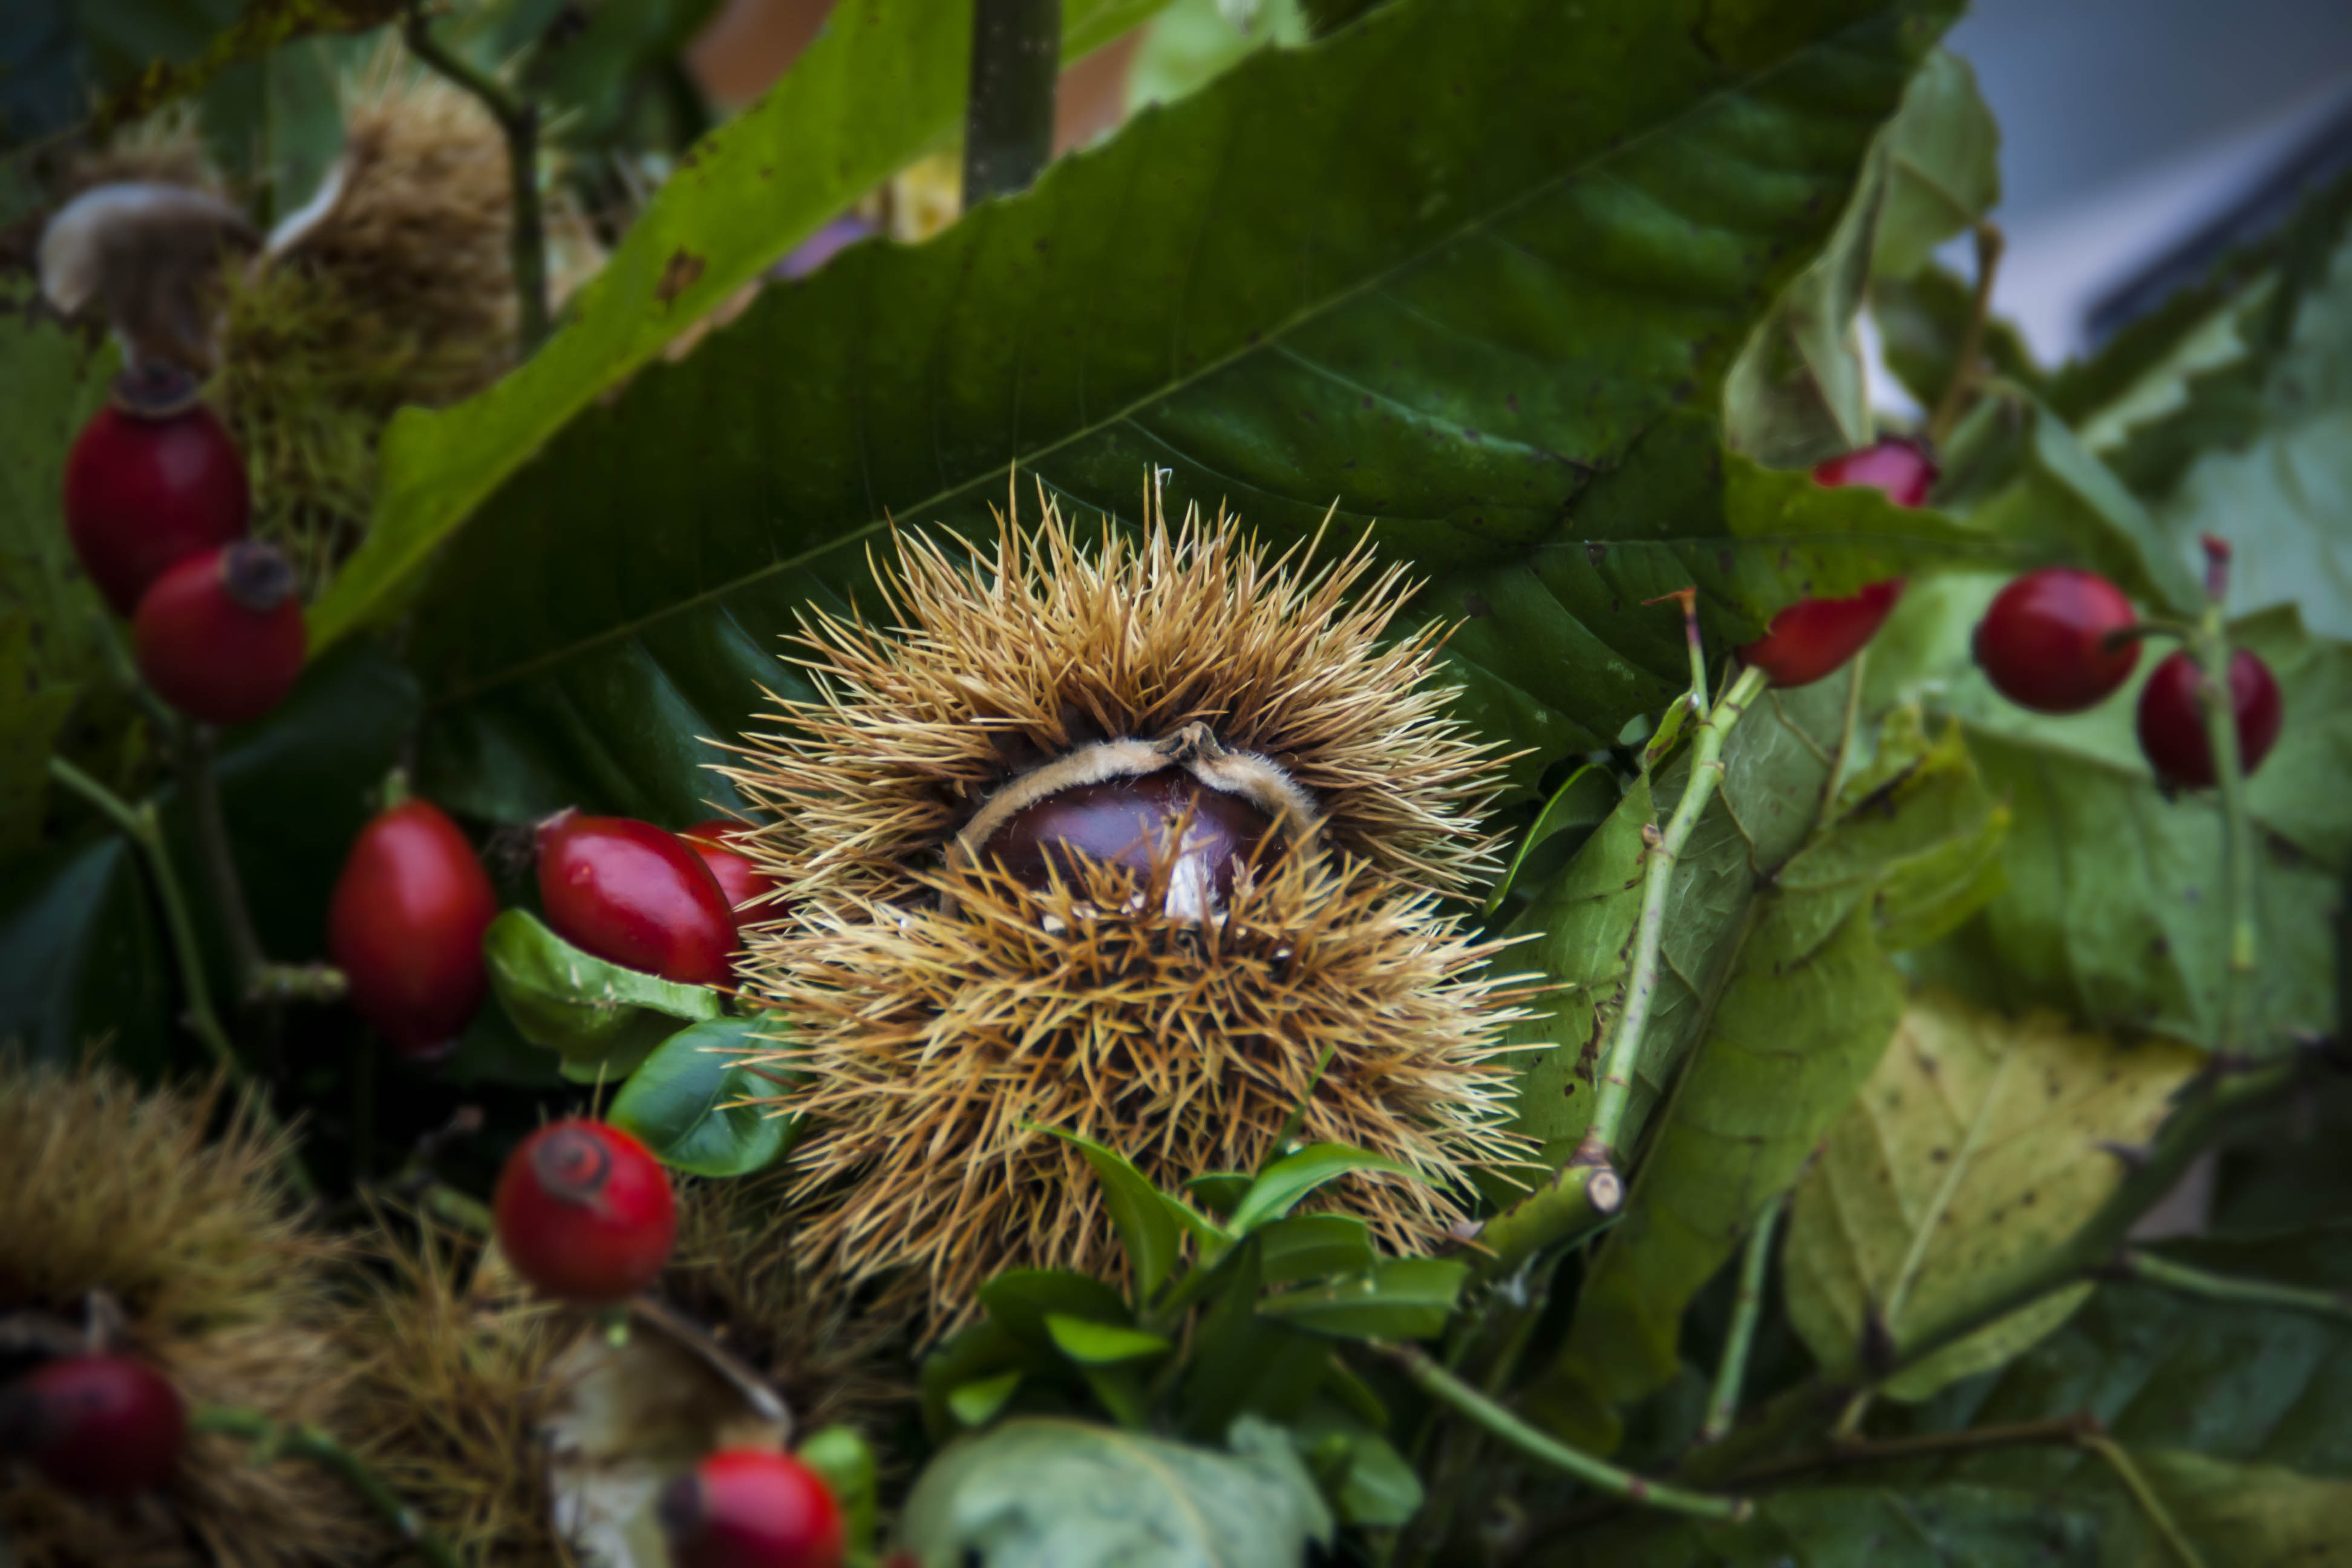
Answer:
[898,1415,1333,1568]
[1897,1224,2352,1477]
[1782,987,2204,1398]
[482,907,720,1071]
[402,0,1962,825]
[606,1014,795,1177]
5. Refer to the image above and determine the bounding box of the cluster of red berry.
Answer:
[1731,439,2278,787]
[65,367,304,724]
[327,803,776,1059]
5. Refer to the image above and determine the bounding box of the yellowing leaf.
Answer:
[1783,987,2203,1399]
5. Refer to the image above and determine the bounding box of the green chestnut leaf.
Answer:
[480,907,719,1072]
[605,1014,795,1178]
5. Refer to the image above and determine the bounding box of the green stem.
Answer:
[178,720,267,996]
[2192,622,2259,1058]
[1374,1342,1751,1523]
[1700,1191,1784,1445]
[193,1406,461,1568]
[1573,662,1769,1171]
[1927,221,2004,448]
[2079,1434,2210,1568]
[403,4,548,354]
[2114,1248,2352,1324]
[47,756,240,1076]
[962,0,1061,205]
[1720,1413,2101,1494]
[1467,1165,1623,1283]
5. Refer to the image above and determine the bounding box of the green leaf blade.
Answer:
[606,1015,795,1177]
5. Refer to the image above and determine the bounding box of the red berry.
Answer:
[329,799,498,1059]
[537,812,739,985]
[133,541,305,725]
[2135,648,2284,789]
[1739,579,1906,690]
[0,1353,185,1496]
[982,770,1273,913]
[1737,438,1937,688]
[679,819,782,915]
[1812,436,1937,508]
[63,367,250,616]
[1973,568,2141,714]
[492,1119,676,1303]
[658,1449,845,1568]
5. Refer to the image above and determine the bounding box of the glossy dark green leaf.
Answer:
[0,834,171,1073]
[947,1370,1025,1430]
[793,1424,878,1553]
[404,0,1961,825]
[1289,1403,1421,1528]
[1177,1237,1331,1440]
[1184,1172,1254,1217]
[1485,764,1621,915]
[977,1270,1133,1357]
[317,0,1175,653]
[1038,1127,1184,1299]
[480,907,719,1069]
[1256,1213,1377,1286]
[1044,1314,1171,1366]
[1229,1145,1416,1236]
[605,1014,794,1176]
[900,1415,1333,1568]
[1256,1257,1466,1341]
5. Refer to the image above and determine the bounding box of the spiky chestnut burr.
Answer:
[723,484,1532,1313]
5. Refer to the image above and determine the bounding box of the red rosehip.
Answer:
[679,819,782,915]
[0,1353,185,1497]
[1737,440,1936,690]
[982,770,1273,915]
[329,799,498,1059]
[537,812,739,986]
[133,541,305,725]
[2135,648,2284,789]
[64,365,250,616]
[492,1119,676,1303]
[1739,579,1906,690]
[1812,436,1937,508]
[1973,568,2141,714]
[658,1448,845,1568]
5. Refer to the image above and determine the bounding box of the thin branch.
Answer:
[2191,536,2260,1058]
[1699,1191,1785,1445]
[2078,1434,2210,1568]
[2112,1247,2352,1324]
[193,1406,462,1568]
[402,4,548,354]
[47,756,238,1076]
[177,720,266,995]
[1572,661,1769,1172]
[1373,1341,1751,1524]
[1721,1412,2103,1494]
[962,0,1060,205]
[1928,221,2005,447]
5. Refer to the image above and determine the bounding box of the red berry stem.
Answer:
[175,718,270,1001]
[41,755,315,1198]
[192,1405,461,1568]
[1927,221,2005,448]
[2188,532,2262,1056]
